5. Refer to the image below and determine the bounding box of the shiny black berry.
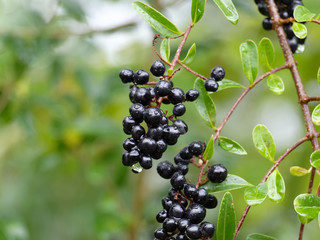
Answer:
[176,163,189,175]
[122,151,131,166]
[170,171,186,190]
[207,164,228,183]
[144,107,163,126]
[172,119,188,135]
[174,154,190,165]
[155,80,172,97]
[178,218,190,232]
[134,69,149,85]
[147,126,163,140]
[162,196,173,210]
[200,221,215,238]
[156,139,167,153]
[288,37,298,53]
[186,224,202,239]
[173,103,186,117]
[162,125,180,145]
[131,125,145,140]
[262,18,273,30]
[150,60,166,77]
[119,69,134,83]
[163,217,177,232]
[188,141,204,156]
[204,194,218,209]
[184,184,197,199]
[135,87,152,105]
[122,116,137,134]
[157,161,176,179]
[195,187,209,205]
[139,137,157,154]
[168,87,185,104]
[204,78,219,92]
[129,103,145,122]
[123,137,136,151]
[186,203,206,224]
[169,203,185,218]
[139,155,152,169]
[210,66,225,81]
[156,209,168,223]
[180,147,193,160]
[186,89,199,101]
[154,228,167,240]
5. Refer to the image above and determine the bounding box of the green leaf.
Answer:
[247,233,277,240]
[317,67,320,87]
[297,213,314,224]
[191,0,206,24]
[132,1,182,37]
[312,104,320,126]
[259,37,275,69]
[290,166,311,177]
[60,0,86,21]
[292,22,307,39]
[203,135,214,160]
[244,182,268,206]
[219,136,247,155]
[160,37,170,62]
[194,78,216,128]
[181,43,196,64]
[217,192,236,240]
[294,6,316,22]
[267,74,285,95]
[267,169,285,203]
[212,0,239,25]
[252,124,275,162]
[294,194,320,219]
[310,150,320,169]
[216,79,246,92]
[206,174,251,193]
[240,40,259,84]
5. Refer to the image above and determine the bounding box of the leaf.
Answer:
[203,135,214,160]
[206,174,251,193]
[181,43,196,64]
[290,166,310,177]
[267,169,285,203]
[297,213,314,224]
[317,67,320,87]
[216,79,246,92]
[191,0,206,24]
[60,0,86,21]
[294,194,320,219]
[292,22,307,39]
[247,233,277,240]
[240,40,259,84]
[160,37,170,62]
[132,1,182,37]
[244,182,268,206]
[212,0,239,25]
[294,6,316,22]
[312,104,320,126]
[194,78,216,129]
[252,124,275,162]
[310,150,320,169]
[217,192,236,240]
[259,38,275,69]
[219,136,247,155]
[267,74,285,95]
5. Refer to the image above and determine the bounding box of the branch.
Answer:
[311,19,320,25]
[214,64,289,141]
[177,60,208,80]
[233,135,309,240]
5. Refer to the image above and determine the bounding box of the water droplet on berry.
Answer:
[131,163,143,173]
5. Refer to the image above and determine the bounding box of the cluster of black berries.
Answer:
[204,66,225,92]
[153,142,228,239]
[254,0,305,53]
[120,61,200,172]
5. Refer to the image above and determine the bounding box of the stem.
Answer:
[169,22,193,71]
[214,64,289,141]
[311,19,320,25]
[298,224,305,240]
[233,136,308,240]
[177,60,208,80]
[305,96,320,102]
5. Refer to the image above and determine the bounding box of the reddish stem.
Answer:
[177,60,208,80]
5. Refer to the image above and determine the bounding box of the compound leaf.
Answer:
[252,124,275,162]
[133,1,182,37]
[240,40,259,85]
[194,78,216,129]
[217,192,236,240]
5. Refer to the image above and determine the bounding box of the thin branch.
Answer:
[311,19,320,25]
[233,136,309,240]
[214,64,289,141]
[152,34,171,66]
[177,60,208,80]
[306,96,320,102]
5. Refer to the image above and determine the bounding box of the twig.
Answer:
[177,60,208,80]
[311,19,320,25]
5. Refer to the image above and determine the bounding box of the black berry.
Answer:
[134,69,149,85]
[150,60,166,77]
[204,78,219,92]
[173,103,186,117]
[207,164,228,183]
[186,89,199,101]
[157,161,176,179]
[210,66,225,81]
[119,69,134,83]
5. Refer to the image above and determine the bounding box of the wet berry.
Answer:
[207,164,228,183]
[150,60,166,77]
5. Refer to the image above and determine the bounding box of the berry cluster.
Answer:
[120,61,200,172]
[154,142,228,239]
[254,0,305,53]
[204,66,225,92]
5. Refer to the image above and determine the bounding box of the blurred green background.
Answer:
[0,0,319,239]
